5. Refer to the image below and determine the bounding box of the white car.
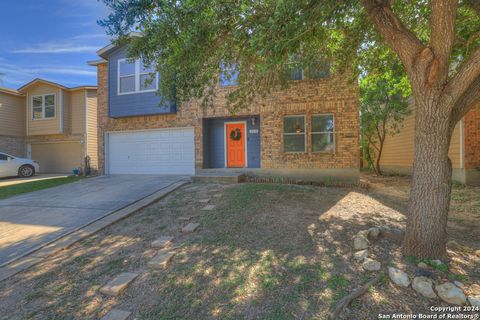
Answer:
[0,152,40,178]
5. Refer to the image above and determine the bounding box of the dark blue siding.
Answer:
[107,46,175,118]
[204,116,260,168]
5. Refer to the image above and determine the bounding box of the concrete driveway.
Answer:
[0,175,188,266]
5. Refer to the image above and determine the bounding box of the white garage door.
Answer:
[107,128,195,175]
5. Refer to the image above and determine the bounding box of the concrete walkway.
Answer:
[0,175,187,266]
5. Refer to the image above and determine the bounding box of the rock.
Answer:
[415,268,433,278]
[101,309,132,320]
[418,262,429,269]
[475,250,480,257]
[468,295,480,307]
[201,204,215,211]
[354,234,369,250]
[354,249,368,262]
[432,259,442,266]
[363,258,381,271]
[182,223,200,233]
[151,236,174,248]
[436,282,467,305]
[412,276,437,299]
[368,227,381,239]
[388,267,410,287]
[454,281,465,289]
[147,251,175,269]
[100,272,139,296]
[379,225,404,241]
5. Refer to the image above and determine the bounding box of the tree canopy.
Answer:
[100,0,480,259]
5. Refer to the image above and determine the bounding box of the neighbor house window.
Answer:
[307,62,330,79]
[118,59,158,94]
[219,63,239,86]
[32,94,55,120]
[290,68,304,80]
[284,115,306,152]
[311,114,335,152]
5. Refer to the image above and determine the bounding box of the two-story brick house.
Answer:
[88,40,360,181]
[0,79,98,173]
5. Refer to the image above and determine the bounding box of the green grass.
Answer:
[0,176,83,200]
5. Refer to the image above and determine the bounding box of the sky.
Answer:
[0,0,111,89]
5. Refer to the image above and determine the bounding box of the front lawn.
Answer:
[0,176,84,200]
[0,180,478,319]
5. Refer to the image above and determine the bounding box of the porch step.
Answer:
[193,173,246,184]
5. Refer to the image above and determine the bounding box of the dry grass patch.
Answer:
[0,179,478,320]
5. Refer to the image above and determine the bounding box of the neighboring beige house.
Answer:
[380,102,480,185]
[0,79,98,174]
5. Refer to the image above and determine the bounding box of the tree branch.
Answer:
[361,0,425,75]
[444,46,480,109]
[451,76,480,125]
[430,0,458,84]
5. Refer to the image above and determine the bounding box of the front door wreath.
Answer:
[230,128,242,141]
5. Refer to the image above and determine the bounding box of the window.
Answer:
[290,68,304,80]
[284,115,306,152]
[311,114,335,152]
[118,59,158,94]
[307,62,330,79]
[32,94,55,120]
[219,64,239,86]
[0,153,8,161]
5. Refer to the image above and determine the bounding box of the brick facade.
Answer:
[0,135,25,157]
[96,62,360,177]
[464,102,480,170]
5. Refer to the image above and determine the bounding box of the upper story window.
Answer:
[284,115,306,153]
[311,114,335,153]
[118,59,158,95]
[219,64,239,87]
[32,94,55,120]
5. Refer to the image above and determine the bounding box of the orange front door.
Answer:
[226,123,246,168]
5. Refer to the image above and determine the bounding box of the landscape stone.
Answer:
[362,258,381,271]
[178,216,192,221]
[213,194,222,198]
[412,276,437,299]
[475,250,480,257]
[417,262,429,269]
[453,281,464,289]
[151,236,174,248]
[182,222,200,233]
[101,309,132,320]
[354,234,369,250]
[199,199,210,203]
[354,249,369,262]
[388,267,410,287]
[100,272,139,296]
[432,259,442,266]
[147,251,175,269]
[201,204,215,211]
[467,295,480,307]
[436,282,467,305]
[368,227,381,239]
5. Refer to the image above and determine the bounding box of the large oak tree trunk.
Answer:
[403,99,454,259]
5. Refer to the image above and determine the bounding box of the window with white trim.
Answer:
[118,59,158,94]
[311,114,335,152]
[32,94,55,120]
[283,115,306,152]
